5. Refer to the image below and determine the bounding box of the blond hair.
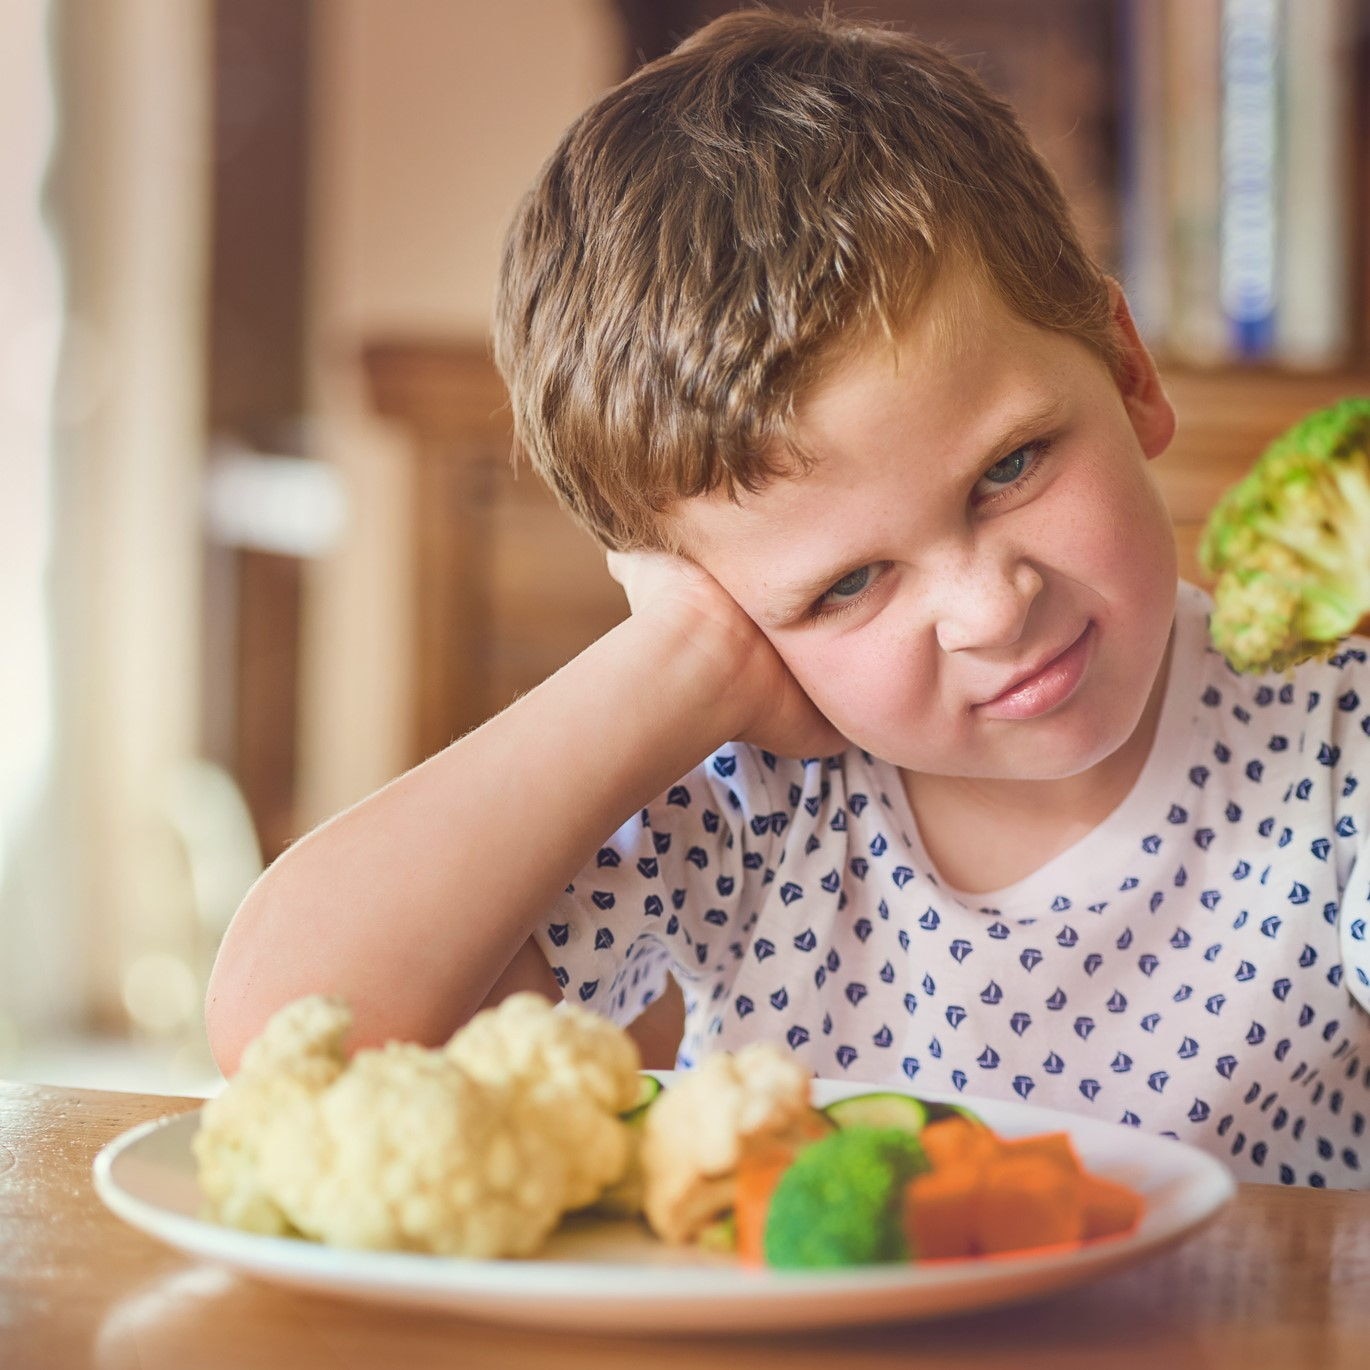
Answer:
[493,7,1122,551]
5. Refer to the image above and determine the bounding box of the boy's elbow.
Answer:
[202,877,278,1079]
[204,960,254,1079]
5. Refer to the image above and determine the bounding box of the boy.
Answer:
[207,10,1370,1186]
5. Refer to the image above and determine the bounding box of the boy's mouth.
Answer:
[972,623,1094,721]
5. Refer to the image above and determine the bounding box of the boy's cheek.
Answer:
[1059,459,1176,590]
[784,637,928,738]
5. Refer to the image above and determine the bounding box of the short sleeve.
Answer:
[1325,646,1370,1016]
[532,743,809,1026]
[1342,842,1370,1015]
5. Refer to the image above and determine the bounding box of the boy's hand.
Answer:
[606,549,848,760]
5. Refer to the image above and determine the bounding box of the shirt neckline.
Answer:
[878,581,1213,917]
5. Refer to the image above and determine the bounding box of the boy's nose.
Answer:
[932,554,1044,654]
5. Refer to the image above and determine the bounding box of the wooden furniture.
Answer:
[6,1078,1370,1367]
[202,0,313,864]
[365,342,628,763]
[365,341,1370,765]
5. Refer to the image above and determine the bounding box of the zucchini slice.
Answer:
[823,1091,930,1135]
[622,1073,664,1122]
[922,1100,986,1127]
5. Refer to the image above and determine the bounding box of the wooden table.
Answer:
[3,1080,1368,1369]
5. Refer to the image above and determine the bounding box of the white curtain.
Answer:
[0,0,212,1056]
[0,0,64,1055]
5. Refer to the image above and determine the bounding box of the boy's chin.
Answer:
[881,718,1144,786]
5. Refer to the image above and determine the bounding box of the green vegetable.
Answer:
[762,1127,930,1269]
[696,1212,737,1253]
[1200,398,1370,673]
[922,1100,985,1127]
[622,1074,663,1122]
[589,1075,663,1218]
[824,1090,984,1134]
[823,1092,929,1135]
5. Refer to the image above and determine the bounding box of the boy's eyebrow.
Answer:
[759,394,1069,627]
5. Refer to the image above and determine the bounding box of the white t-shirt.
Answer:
[536,582,1370,1188]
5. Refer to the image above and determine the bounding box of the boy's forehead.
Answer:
[665,277,1077,572]
[756,269,1043,496]
[808,268,1031,405]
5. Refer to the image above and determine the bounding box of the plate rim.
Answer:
[91,1078,1238,1327]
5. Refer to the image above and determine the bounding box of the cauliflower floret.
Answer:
[193,995,351,1235]
[195,992,643,1256]
[640,1044,818,1244]
[258,1041,572,1256]
[445,992,641,1209]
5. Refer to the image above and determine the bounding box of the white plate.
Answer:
[93,1075,1235,1334]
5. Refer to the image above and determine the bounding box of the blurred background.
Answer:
[2,0,1368,1095]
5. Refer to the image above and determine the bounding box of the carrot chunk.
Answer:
[903,1162,983,1259]
[734,1153,793,1266]
[974,1153,1085,1255]
[1079,1172,1145,1240]
[919,1116,1001,1171]
[995,1130,1084,1176]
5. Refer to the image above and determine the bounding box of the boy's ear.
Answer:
[1106,277,1176,461]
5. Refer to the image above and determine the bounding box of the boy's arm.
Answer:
[205,570,840,1076]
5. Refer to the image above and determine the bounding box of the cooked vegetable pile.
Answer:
[194,993,641,1256]
[196,997,1143,1265]
[1200,397,1370,674]
[733,1092,1142,1267]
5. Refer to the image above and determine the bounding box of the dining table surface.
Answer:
[3,1077,1369,1370]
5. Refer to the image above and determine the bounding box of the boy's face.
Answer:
[670,272,1179,785]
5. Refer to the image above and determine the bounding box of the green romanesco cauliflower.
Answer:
[1200,397,1370,673]
[444,992,642,1210]
[193,991,640,1256]
[763,1126,930,1269]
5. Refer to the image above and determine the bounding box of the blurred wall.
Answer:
[42,0,211,1032]
[0,0,65,1046]
[298,1,621,825]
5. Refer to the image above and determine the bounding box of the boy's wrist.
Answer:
[611,598,757,746]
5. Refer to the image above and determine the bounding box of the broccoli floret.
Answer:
[762,1126,929,1269]
[1200,398,1370,673]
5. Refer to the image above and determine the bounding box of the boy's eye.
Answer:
[984,449,1028,484]
[810,564,880,619]
[828,566,871,599]
[973,439,1051,503]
